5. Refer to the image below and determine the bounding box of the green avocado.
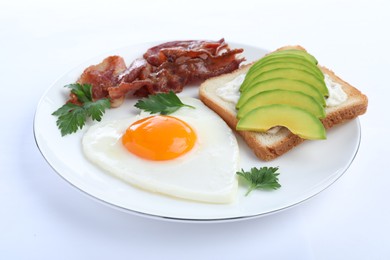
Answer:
[248,49,317,72]
[244,56,323,82]
[236,78,326,109]
[236,104,326,140]
[240,49,321,91]
[266,49,318,64]
[240,68,329,97]
[237,89,325,119]
[252,50,318,68]
[242,60,324,89]
[244,53,316,79]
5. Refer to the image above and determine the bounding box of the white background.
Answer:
[1,0,389,259]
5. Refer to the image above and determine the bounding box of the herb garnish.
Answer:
[134,91,195,115]
[236,167,281,196]
[52,83,110,136]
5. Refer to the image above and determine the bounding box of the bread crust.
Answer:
[199,46,368,161]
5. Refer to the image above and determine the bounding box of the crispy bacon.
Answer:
[112,38,244,101]
[144,39,228,66]
[71,39,244,107]
[68,56,127,106]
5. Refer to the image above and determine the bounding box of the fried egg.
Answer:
[82,97,239,203]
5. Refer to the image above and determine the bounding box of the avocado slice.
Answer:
[249,50,317,72]
[245,53,316,76]
[246,56,323,79]
[266,49,318,64]
[237,89,325,119]
[236,104,326,140]
[236,78,326,108]
[240,68,329,97]
[243,60,324,87]
[240,49,321,91]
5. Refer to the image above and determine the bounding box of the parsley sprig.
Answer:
[52,83,110,136]
[236,167,281,196]
[134,91,195,115]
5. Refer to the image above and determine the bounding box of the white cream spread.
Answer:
[266,126,281,134]
[324,74,348,107]
[215,74,245,104]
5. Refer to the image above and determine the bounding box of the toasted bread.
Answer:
[199,46,368,161]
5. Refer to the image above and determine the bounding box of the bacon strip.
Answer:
[71,39,244,107]
[67,56,127,106]
[143,39,227,66]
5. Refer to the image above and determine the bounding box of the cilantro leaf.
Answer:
[52,83,111,136]
[134,91,195,115]
[236,167,281,196]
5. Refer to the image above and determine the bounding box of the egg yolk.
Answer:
[122,115,197,161]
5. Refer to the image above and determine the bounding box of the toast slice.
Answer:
[199,46,368,161]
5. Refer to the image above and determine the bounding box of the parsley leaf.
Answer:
[134,91,195,115]
[52,83,110,136]
[67,83,92,103]
[83,99,111,121]
[236,167,281,196]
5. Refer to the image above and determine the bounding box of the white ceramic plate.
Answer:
[34,41,361,222]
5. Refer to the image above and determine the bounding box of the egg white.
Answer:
[82,97,239,203]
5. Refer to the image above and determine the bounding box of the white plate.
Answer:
[34,41,361,222]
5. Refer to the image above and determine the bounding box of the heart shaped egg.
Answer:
[82,98,239,203]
